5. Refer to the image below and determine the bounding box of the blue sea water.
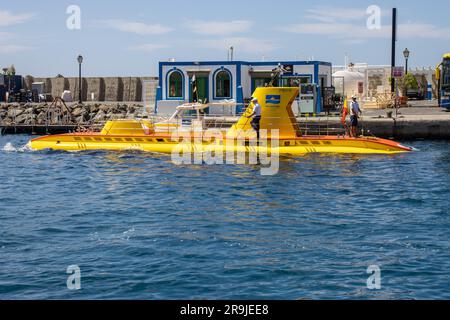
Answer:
[0,135,449,300]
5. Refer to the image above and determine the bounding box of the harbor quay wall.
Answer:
[22,76,159,103]
[1,102,449,139]
[301,117,450,140]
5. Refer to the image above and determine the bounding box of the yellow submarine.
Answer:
[30,87,413,155]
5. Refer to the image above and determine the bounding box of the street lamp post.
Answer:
[403,48,410,75]
[77,55,83,104]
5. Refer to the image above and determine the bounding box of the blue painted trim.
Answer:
[156,63,164,113]
[316,84,322,113]
[159,60,332,67]
[442,98,450,109]
[313,64,319,84]
[427,84,432,100]
[165,68,185,101]
[236,86,244,114]
[236,63,242,93]
[212,67,233,100]
[236,64,244,113]
[160,61,243,67]
[158,63,163,88]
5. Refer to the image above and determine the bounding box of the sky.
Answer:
[1,0,449,77]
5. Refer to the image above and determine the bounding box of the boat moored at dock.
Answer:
[30,87,413,155]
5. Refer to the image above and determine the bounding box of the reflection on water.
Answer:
[0,135,449,300]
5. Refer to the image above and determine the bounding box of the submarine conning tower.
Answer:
[226,87,302,139]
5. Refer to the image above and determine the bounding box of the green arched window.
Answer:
[215,70,231,98]
[169,71,183,98]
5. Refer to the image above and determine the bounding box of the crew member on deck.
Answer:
[350,95,362,137]
[247,97,262,141]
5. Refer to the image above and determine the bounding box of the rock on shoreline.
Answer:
[0,103,146,126]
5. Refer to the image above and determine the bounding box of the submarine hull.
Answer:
[30,134,412,154]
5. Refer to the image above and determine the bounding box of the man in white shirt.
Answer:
[247,97,262,141]
[350,95,362,137]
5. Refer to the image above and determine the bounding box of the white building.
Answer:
[333,63,436,101]
[156,60,333,115]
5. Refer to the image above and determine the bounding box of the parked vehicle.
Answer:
[406,88,424,100]
[436,54,450,109]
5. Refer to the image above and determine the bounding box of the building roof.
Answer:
[159,60,332,67]
[333,69,365,79]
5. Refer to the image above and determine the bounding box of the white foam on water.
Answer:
[2,142,33,153]
[2,142,17,152]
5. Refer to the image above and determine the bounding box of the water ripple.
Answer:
[0,136,449,299]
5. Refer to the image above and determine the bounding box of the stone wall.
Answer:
[0,102,147,127]
[103,77,123,101]
[23,76,158,103]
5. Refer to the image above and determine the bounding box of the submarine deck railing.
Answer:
[137,115,348,136]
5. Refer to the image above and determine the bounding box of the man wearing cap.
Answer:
[350,95,362,137]
[247,97,262,141]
